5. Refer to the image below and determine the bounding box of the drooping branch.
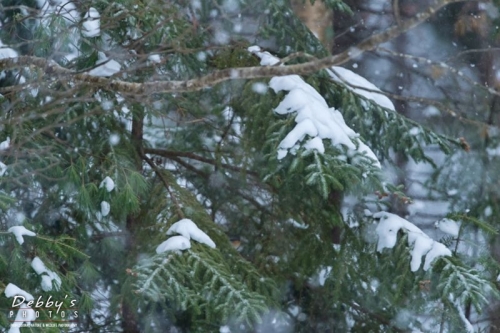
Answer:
[326,69,485,127]
[0,0,467,94]
[377,47,500,99]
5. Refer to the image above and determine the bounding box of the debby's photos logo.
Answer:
[7,295,79,329]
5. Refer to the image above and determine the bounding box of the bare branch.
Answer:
[0,0,467,94]
[377,47,500,98]
[144,148,259,177]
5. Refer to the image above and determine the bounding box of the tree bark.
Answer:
[291,0,333,52]
[121,107,144,333]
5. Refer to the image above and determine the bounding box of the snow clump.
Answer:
[374,212,452,271]
[156,219,216,254]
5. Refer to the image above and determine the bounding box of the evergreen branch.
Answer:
[142,154,185,219]
[448,213,498,235]
[187,250,269,323]
[134,249,273,326]
[331,83,466,156]
[165,155,276,215]
[35,235,91,259]
[348,302,405,333]
[0,0,467,94]
[436,257,500,313]
[91,231,129,241]
[328,68,485,128]
[134,253,197,309]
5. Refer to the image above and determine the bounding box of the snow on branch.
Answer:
[250,46,380,167]
[450,293,474,333]
[7,226,36,245]
[82,7,100,38]
[156,219,216,254]
[4,283,34,301]
[99,176,115,192]
[328,67,395,111]
[0,0,464,94]
[156,236,191,254]
[374,212,452,272]
[31,257,62,292]
[0,42,18,59]
[4,284,36,333]
[167,219,216,248]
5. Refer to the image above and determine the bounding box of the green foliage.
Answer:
[324,81,462,165]
[134,247,272,329]
[0,0,498,332]
[235,79,383,203]
[447,213,498,236]
[435,257,498,314]
[209,41,261,69]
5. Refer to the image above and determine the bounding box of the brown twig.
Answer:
[142,154,185,219]
[0,0,468,94]
[144,148,259,177]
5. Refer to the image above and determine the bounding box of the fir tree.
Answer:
[0,0,498,332]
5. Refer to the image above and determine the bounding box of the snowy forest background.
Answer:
[1,0,500,332]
